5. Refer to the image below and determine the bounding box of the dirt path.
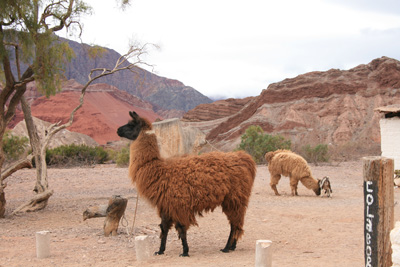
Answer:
[1,161,399,266]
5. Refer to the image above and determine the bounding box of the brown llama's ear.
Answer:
[129,111,138,119]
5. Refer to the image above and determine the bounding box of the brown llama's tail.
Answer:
[242,151,257,175]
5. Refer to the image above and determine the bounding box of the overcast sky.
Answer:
[63,0,400,99]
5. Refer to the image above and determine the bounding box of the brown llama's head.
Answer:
[318,176,332,197]
[117,111,152,140]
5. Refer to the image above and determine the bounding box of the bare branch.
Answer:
[4,72,34,124]
[1,155,33,181]
[50,0,75,32]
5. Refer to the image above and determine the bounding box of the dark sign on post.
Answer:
[363,156,394,267]
[364,180,379,267]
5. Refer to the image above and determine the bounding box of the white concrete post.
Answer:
[135,235,151,261]
[391,221,400,267]
[36,231,50,258]
[255,240,272,267]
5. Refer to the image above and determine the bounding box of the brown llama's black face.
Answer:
[117,111,143,140]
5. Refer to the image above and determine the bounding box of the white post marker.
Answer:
[135,235,151,261]
[391,221,400,267]
[36,231,50,258]
[255,240,272,267]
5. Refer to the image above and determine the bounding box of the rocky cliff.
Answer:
[152,118,206,158]
[185,57,400,158]
[182,97,254,122]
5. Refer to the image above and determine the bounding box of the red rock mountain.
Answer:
[9,80,161,145]
[183,57,400,158]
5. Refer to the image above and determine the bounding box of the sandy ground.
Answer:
[1,160,399,267]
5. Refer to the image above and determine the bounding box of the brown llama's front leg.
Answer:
[175,223,189,257]
[155,214,172,255]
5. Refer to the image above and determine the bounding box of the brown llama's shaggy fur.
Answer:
[265,150,321,196]
[117,111,256,257]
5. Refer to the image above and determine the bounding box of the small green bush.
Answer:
[301,144,329,165]
[236,125,291,164]
[115,144,130,167]
[3,131,29,162]
[46,144,109,167]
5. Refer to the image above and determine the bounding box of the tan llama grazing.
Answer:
[265,149,332,196]
[117,111,256,257]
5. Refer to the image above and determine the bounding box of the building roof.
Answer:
[375,104,400,114]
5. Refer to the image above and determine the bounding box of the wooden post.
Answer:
[255,240,272,267]
[363,156,394,267]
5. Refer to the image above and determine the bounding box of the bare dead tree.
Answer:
[1,0,142,217]
[10,43,156,214]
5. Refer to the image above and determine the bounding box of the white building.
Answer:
[376,104,400,171]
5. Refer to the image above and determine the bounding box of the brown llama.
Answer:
[117,111,256,257]
[265,149,332,197]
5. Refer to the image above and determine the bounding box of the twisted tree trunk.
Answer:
[20,96,52,212]
[0,184,5,218]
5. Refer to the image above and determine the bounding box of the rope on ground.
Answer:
[130,194,139,235]
[121,194,139,236]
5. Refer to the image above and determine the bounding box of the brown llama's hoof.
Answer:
[179,253,189,257]
[220,248,230,253]
[154,251,164,255]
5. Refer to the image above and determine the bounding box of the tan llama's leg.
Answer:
[289,177,299,196]
[270,174,281,196]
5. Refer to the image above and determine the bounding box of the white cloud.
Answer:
[61,0,400,99]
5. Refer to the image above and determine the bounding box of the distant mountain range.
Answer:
[63,38,213,112]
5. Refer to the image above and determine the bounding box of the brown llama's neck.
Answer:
[129,130,161,182]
